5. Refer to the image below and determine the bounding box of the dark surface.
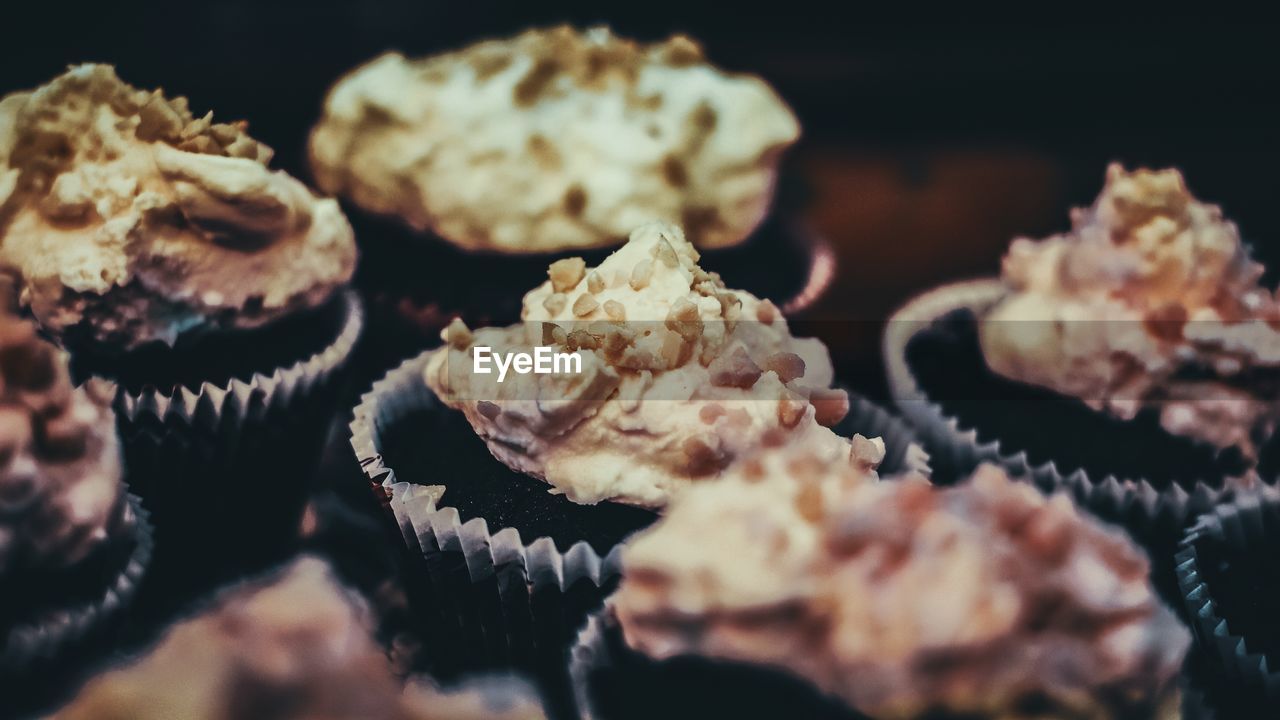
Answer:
[906,307,1255,488]
[1194,526,1280,670]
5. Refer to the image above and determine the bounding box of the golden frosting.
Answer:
[309,26,799,253]
[617,461,1188,719]
[425,221,851,508]
[0,64,355,350]
[981,164,1280,458]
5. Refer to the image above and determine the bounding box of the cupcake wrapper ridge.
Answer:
[1176,484,1280,703]
[884,279,1243,551]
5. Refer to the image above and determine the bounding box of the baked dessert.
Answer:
[310,25,798,254]
[0,299,150,705]
[426,221,851,509]
[52,557,547,719]
[885,164,1276,554]
[575,452,1189,720]
[0,63,362,616]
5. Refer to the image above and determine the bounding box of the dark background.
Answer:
[4,3,1278,398]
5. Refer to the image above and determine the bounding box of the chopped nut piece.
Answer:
[652,238,679,268]
[568,329,601,350]
[665,298,703,342]
[777,389,807,428]
[659,330,690,368]
[708,346,762,388]
[542,322,565,345]
[587,271,606,294]
[682,435,726,475]
[849,434,886,473]
[542,292,568,316]
[477,400,501,419]
[573,293,600,317]
[809,387,850,427]
[756,299,779,324]
[445,317,472,350]
[630,259,654,290]
[699,404,725,424]
[603,299,626,322]
[549,257,587,293]
[763,352,806,383]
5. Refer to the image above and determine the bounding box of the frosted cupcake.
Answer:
[886,164,1278,550]
[349,221,919,703]
[52,556,548,719]
[310,25,827,357]
[0,64,362,610]
[574,453,1190,720]
[0,303,150,711]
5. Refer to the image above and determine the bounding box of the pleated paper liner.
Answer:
[1176,485,1280,713]
[1,494,153,717]
[570,605,1192,720]
[349,348,928,719]
[81,290,363,623]
[883,279,1271,604]
[346,203,837,380]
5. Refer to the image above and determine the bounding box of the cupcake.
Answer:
[885,164,1277,551]
[0,302,151,712]
[573,454,1190,720]
[309,25,827,363]
[350,221,921,710]
[1176,485,1280,710]
[51,555,549,719]
[0,64,362,609]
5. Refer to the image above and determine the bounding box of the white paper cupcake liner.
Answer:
[883,278,1243,550]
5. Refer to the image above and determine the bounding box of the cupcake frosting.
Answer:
[0,64,356,350]
[616,461,1189,719]
[309,25,799,253]
[403,677,547,720]
[53,557,457,720]
[425,221,852,508]
[0,305,123,574]
[981,164,1280,458]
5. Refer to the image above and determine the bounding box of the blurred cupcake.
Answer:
[0,305,151,711]
[52,555,549,719]
[0,64,362,607]
[1176,485,1280,709]
[309,25,827,362]
[573,455,1189,720]
[350,222,920,705]
[885,164,1277,549]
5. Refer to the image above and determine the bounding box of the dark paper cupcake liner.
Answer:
[350,348,926,719]
[0,493,153,713]
[884,279,1249,555]
[1176,485,1280,707]
[570,606,869,720]
[572,604,1193,720]
[109,290,363,620]
[348,207,837,377]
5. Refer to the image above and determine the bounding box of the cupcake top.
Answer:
[981,163,1280,458]
[0,303,123,575]
[0,64,356,351]
[309,25,799,253]
[616,460,1189,719]
[53,557,495,720]
[425,221,852,508]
